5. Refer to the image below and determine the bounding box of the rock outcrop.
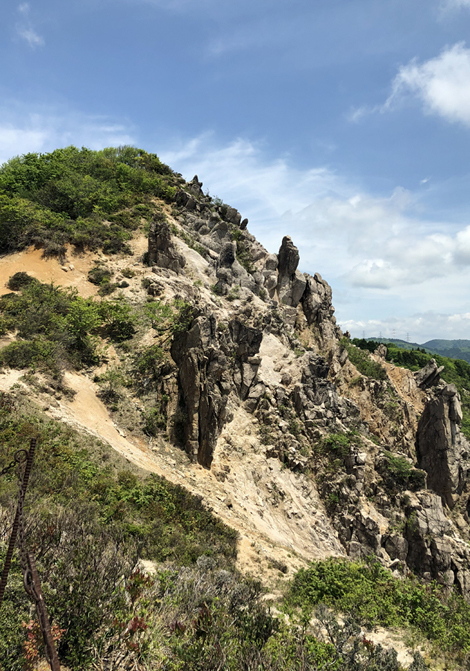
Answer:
[148,217,186,273]
[414,358,444,389]
[416,384,470,508]
[140,173,470,597]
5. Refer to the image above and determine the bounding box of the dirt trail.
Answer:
[0,366,343,580]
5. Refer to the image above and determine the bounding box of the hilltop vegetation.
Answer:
[0,145,177,257]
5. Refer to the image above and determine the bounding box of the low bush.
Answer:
[0,146,177,255]
[290,558,470,662]
[0,277,136,374]
[6,271,38,291]
[343,340,387,380]
[0,398,239,669]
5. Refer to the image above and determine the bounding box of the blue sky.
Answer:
[2,0,470,341]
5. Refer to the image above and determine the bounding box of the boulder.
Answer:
[414,359,445,389]
[276,237,307,307]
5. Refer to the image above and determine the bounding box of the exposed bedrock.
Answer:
[171,312,263,468]
[416,384,470,508]
[276,236,307,307]
[414,358,445,389]
[148,217,186,273]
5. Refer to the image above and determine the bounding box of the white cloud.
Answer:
[16,3,44,48]
[160,135,470,338]
[0,105,136,166]
[442,0,470,10]
[162,135,470,289]
[384,43,470,126]
[340,311,470,344]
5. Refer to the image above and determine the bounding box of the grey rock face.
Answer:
[278,236,300,276]
[276,237,308,307]
[175,190,198,211]
[415,359,445,389]
[148,218,186,273]
[171,314,229,467]
[375,344,388,360]
[416,384,470,508]
[188,175,204,197]
[300,273,339,342]
[224,206,242,226]
[170,312,263,467]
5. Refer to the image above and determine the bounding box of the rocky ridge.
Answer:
[141,177,470,596]
[1,169,470,599]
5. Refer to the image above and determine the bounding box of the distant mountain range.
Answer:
[369,338,470,364]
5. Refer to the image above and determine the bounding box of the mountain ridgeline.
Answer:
[1,146,470,669]
[367,336,470,364]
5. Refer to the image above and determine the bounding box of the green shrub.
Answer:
[290,558,470,658]
[0,146,177,255]
[381,451,426,491]
[343,340,387,380]
[0,399,239,669]
[6,271,38,291]
[0,277,136,373]
[87,265,113,286]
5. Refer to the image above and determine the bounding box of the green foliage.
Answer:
[144,298,194,338]
[317,431,362,458]
[0,399,238,669]
[0,146,177,255]
[231,228,254,273]
[381,451,426,491]
[6,271,38,291]
[0,277,136,374]
[290,558,470,660]
[87,264,113,286]
[353,338,470,438]
[343,339,387,380]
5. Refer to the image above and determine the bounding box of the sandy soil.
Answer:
[0,247,98,297]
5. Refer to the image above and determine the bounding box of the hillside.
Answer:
[369,337,470,364]
[1,146,470,670]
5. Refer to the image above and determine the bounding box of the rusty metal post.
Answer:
[24,552,61,671]
[0,439,36,607]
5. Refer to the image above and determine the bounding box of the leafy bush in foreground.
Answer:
[0,397,238,668]
[290,558,470,663]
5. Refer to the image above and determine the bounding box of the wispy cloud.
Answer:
[160,134,470,339]
[441,0,470,11]
[16,3,44,48]
[355,43,470,127]
[0,104,137,166]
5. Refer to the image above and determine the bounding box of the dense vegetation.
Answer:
[291,558,470,668]
[0,145,177,257]
[352,338,470,437]
[0,274,136,375]
[0,396,238,668]
[342,338,388,380]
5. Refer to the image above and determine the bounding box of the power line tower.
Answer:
[406,332,410,343]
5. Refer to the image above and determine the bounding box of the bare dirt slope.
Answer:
[0,366,343,582]
[0,247,98,297]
